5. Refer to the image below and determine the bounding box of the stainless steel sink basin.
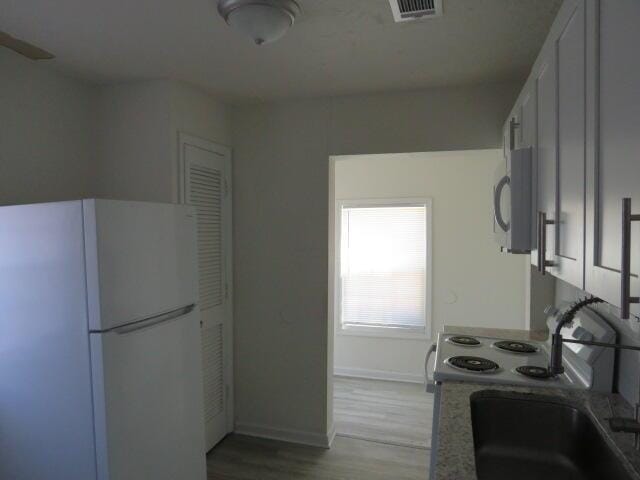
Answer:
[470,390,634,480]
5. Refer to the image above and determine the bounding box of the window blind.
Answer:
[340,204,427,330]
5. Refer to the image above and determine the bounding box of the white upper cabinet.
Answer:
[506,0,640,306]
[529,0,586,287]
[535,46,558,276]
[503,108,520,155]
[519,85,537,152]
[508,0,640,312]
[585,0,640,318]
[554,0,586,287]
[502,120,510,162]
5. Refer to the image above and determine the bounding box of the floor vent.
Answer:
[389,0,443,22]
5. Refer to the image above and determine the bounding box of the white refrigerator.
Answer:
[0,199,207,480]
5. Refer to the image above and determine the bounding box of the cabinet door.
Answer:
[535,49,558,274]
[585,0,640,316]
[555,0,586,287]
[502,122,510,162]
[520,87,537,150]
[504,103,521,152]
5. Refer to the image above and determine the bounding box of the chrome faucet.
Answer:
[548,296,640,448]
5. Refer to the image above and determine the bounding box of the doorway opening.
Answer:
[328,152,437,460]
[328,149,528,469]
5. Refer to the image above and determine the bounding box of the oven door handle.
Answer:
[425,341,437,393]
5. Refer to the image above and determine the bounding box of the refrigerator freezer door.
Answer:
[90,308,206,480]
[83,199,198,331]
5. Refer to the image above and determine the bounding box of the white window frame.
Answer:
[334,197,433,340]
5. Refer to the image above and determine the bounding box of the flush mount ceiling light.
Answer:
[218,0,301,45]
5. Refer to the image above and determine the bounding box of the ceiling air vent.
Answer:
[389,0,443,22]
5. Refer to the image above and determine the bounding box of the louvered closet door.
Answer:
[183,139,230,451]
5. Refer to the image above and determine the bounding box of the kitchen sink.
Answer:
[470,390,634,480]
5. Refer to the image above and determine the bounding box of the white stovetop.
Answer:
[433,333,584,389]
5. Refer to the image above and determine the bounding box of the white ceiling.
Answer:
[1,0,561,103]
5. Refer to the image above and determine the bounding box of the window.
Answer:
[336,199,431,338]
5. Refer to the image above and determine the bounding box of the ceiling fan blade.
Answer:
[0,31,54,60]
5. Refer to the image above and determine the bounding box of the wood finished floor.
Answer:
[334,376,434,449]
[206,377,432,479]
[206,434,428,480]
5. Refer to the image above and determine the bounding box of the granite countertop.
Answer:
[442,325,548,342]
[435,381,640,480]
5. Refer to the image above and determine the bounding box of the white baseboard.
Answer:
[235,422,333,449]
[334,366,424,384]
[327,423,336,447]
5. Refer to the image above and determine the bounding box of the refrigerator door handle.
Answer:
[111,304,195,335]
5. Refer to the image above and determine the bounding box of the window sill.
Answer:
[337,326,429,341]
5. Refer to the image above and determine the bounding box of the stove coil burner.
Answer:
[515,365,553,379]
[493,340,538,354]
[447,335,481,347]
[447,356,500,373]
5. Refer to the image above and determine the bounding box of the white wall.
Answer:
[168,82,232,201]
[96,80,230,203]
[0,49,97,205]
[231,81,520,443]
[0,51,518,447]
[0,55,232,207]
[332,151,527,382]
[96,81,172,202]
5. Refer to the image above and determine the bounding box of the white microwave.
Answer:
[493,147,534,253]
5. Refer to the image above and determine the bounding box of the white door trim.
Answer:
[178,132,234,437]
